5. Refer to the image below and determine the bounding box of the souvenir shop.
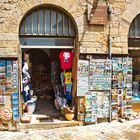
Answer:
[17,6,77,123]
[0,5,137,128]
[0,54,134,125]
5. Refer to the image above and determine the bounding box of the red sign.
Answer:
[89,6,107,25]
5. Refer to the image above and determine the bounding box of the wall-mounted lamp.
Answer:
[87,3,93,21]
[107,5,112,15]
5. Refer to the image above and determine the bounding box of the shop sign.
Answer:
[89,6,107,25]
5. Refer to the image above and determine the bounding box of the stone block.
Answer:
[0,33,18,41]
[110,27,119,35]
[112,21,120,28]
[0,0,8,3]
[112,36,121,43]
[86,47,107,54]
[112,47,123,54]
[120,35,128,43]
[0,48,5,56]
[131,0,140,12]
[4,47,18,57]
[112,42,128,54]
[80,47,87,53]
[75,15,85,27]
[122,47,128,54]
[119,25,129,36]
[78,26,86,34]
[126,0,133,3]
[0,18,5,23]
[79,32,98,42]
[88,25,105,32]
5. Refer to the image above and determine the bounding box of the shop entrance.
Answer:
[21,48,74,122]
[27,49,53,119]
[19,5,77,123]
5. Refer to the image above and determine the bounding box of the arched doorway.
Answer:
[19,5,77,122]
[128,14,140,112]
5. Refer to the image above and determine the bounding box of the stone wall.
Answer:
[0,0,139,56]
[0,0,140,131]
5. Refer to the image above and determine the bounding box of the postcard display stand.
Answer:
[86,59,111,123]
[112,57,132,119]
[77,60,89,121]
[77,59,111,123]
[0,60,19,121]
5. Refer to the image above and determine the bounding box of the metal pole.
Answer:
[109,36,112,122]
[109,36,112,59]
[108,4,112,122]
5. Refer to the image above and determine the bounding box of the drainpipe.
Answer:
[109,36,112,122]
[108,4,112,59]
[109,37,112,59]
[107,3,112,122]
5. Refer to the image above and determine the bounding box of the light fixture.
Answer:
[107,5,112,15]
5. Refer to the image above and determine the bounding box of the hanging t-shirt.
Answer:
[59,51,74,70]
[64,72,72,84]
[66,84,72,93]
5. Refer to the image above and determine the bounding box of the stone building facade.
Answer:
[1,0,138,56]
[0,0,140,130]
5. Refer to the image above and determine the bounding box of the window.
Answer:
[19,6,76,37]
[129,14,140,38]
[20,37,74,46]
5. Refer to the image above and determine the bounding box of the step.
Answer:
[16,120,81,131]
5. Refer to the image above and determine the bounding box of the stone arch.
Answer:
[18,4,78,37]
[2,0,85,38]
[121,0,140,35]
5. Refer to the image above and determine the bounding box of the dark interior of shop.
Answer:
[22,48,68,122]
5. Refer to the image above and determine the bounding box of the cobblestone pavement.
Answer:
[0,120,140,140]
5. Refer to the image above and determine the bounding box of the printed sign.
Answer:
[89,6,107,25]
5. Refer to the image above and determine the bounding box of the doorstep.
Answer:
[16,120,81,131]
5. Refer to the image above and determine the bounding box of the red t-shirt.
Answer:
[59,51,74,70]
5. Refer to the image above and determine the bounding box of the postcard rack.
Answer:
[112,57,132,119]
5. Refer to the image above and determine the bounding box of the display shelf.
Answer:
[111,57,133,119]
[84,91,109,123]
